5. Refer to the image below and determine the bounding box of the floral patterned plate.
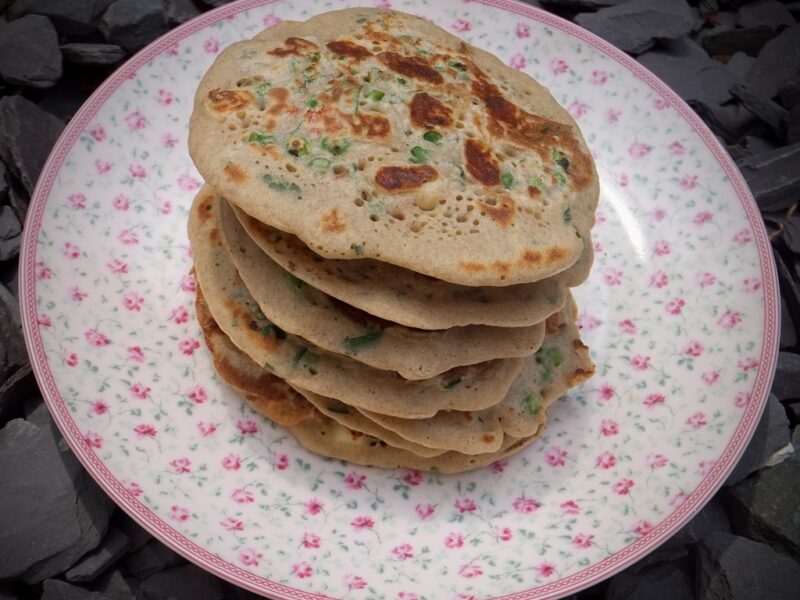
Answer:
[20,1,778,598]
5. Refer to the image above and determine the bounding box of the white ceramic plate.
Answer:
[20,1,778,598]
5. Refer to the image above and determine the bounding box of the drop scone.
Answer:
[187,7,599,473]
[189,8,598,287]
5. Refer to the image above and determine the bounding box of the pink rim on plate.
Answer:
[20,1,778,598]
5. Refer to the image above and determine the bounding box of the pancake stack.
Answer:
[186,8,599,473]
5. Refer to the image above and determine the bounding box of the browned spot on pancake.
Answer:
[375,165,438,191]
[327,81,356,103]
[207,89,254,113]
[377,52,443,84]
[244,392,314,426]
[492,261,510,276]
[321,208,346,233]
[249,143,280,158]
[460,261,486,272]
[341,111,391,138]
[225,301,280,353]
[482,433,496,444]
[462,411,474,422]
[545,312,562,334]
[547,246,567,263]
[568,367,595,386]
[349,429,364,441]
[304,105,346,135]
[528,185,541,198]
[326,40,372,60]
[266,87,291,116]
[468,65,593,189]
[198,198,214,222]
[223,164,247,183]
[472,76,517,126]
[477,196,515,228]
[265,118,277,130]
[521,249,542,265]
[573,338,589,351]
[409,92,452,128]
[268,37,320,57]
[465,139,499,186]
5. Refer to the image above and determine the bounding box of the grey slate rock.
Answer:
[737,0,795,30]
[0,96,65,195]
[197,0,234,6]
[726,143,750,161]
[38,81,94,122]
[697,532,800,599]
[772,352,800,400]
[730,83,788,138]
[787,103,800,144]
[61,43,126,66]
[92,0,116,19]
[742,134,779,154]
[139,565,224,600]
[691,102,754,143]
[576,0,696,55]
[99,0,167,54]
[165,0,200,26]
[7,0,99,35]
[6,173,30,225]
[638,48,738,105]
[95,569,137,600]
[0,363,33,426]
[781,295,797,349]
[0,416,114,583]
[736,143,800,212]
[746,24,800,98]
[122,540,181,580]
[725,51,756,81]
[726,393,790,485]
[0,584,28,600]
[667,496,731,545]
[783,214,800,255]
[701,25,777,57]
[0,15,62,88]
[779,78,800,109]
[0,160,7,202]
[605,561,692,600]
[115,514,152,553]
[25,396,49,426]
[42,579,101,600]
[727,448,800,561]
[0,204,20,261]
[65,528,131,583]
[0,281,26,381]
[624,544,689,574]
[776,252,800,354]
[660,36,709,60]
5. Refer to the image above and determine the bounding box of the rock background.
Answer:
[0,0,799,598]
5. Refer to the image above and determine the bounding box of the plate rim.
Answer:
[18,0,779,598]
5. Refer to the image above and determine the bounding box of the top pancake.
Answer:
[189,7,599,286]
